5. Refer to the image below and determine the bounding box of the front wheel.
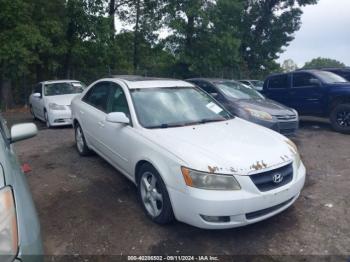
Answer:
[330,104,350,134]
[137,164,174,224]
[44,111,51,128]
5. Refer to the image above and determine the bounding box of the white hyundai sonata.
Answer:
[29,80,85,127]
[71,76,306,229]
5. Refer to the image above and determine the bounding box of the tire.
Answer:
[30,105,37,120]
[330,104,350,134]
[44,110,51,128]
[137,163,174,224]
[75,124,91,156]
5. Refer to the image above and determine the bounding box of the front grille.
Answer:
[246,197,295,220]
[278,121,298,134]
[250,163,293,192]
[275,115,297,121]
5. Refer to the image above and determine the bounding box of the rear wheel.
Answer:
[137,164,174,224]
[330,104,350,134]
[75,124,91,156]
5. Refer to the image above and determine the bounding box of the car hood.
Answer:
[142,118,295,175]
[234,98,295,116]
[45,94,80,106]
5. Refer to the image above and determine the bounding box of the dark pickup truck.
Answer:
[263,70,350,133]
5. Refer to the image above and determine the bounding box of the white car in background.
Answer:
[71,76,306,229]
[29,80,86,127]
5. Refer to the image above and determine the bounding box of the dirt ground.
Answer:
[3,111,350,258]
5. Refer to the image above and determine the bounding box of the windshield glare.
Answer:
[215,81,265,100]
[315,71,348,83]
[131,87,232,128]
[44,82,85,96]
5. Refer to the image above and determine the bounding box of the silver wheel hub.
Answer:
[140,172,163,218]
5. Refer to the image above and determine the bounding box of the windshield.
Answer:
[44,82,85,96]
[214,81,265,100]
[250,80,264,88]
[131,87,232,129]
[314,71,348,83]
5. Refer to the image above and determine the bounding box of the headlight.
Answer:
[0,187,18,259]
[181,167,241,190]
[245,108,273,121]
[285,139,301,168]
[292,109,299,118]
[49,103,66,110]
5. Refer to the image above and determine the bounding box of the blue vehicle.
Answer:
[263,70,350,133]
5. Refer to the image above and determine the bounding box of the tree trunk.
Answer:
[109,0,116,38]
[133,0,141,73]
[1,79,13,111]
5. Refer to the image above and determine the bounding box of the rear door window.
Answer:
[268,75,289,89]
[292,73,319,88]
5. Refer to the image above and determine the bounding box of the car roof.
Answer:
[103,76,194,89]
[187,78,241,84]
[41,80,82,84]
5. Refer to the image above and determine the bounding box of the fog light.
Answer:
[200,215,230,223]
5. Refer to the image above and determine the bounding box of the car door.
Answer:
[98,83,135,175]
[79,81,111,153]
[264,74,292,107]
[290,72,324,114]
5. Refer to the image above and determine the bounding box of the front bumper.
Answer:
[250,118,299,135]
[169,162,306,229]
[47,108,73,126]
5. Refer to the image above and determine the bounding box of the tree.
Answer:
[239,0,318,78]
[282,59,298,72]
[118,0,163,73]
[0,0,42,109]
[303,57,346,69]
[163,0,243,78]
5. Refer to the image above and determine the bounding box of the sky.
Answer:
[278,0,350,67]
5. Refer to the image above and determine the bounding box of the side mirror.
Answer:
[33,93,41,98]
[309,78,321,86]
[10,123,38,143]
[106,112,130,125]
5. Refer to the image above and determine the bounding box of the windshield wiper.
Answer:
[147,123,185,129]
[199,118,227,124]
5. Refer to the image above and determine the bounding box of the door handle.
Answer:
[98,121,105,128]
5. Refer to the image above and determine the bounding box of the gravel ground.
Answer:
[3,111,350,258]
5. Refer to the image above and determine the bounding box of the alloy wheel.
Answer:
[140,171,163,218]
[336,111,350,127]
[45,112,50,128]
[75,126,84,153]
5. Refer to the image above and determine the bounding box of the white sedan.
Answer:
[29,80,85,127]
[71,76,306,229]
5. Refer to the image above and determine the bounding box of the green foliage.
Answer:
[303,57,346,69]
[282,59,298,72]
[0,0,319,108]
[239,0,318,79]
